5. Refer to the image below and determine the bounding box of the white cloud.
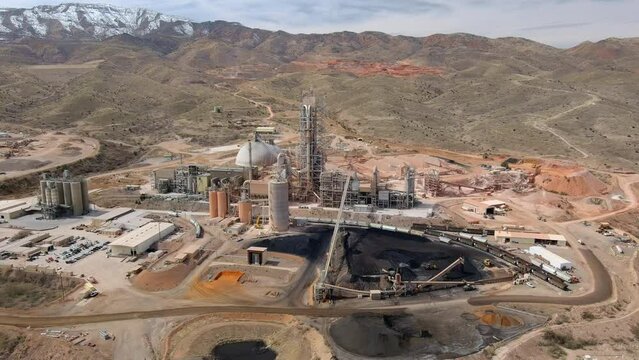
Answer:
[2,0,637,47]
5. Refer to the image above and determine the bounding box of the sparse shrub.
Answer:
[630,323,639,341]
[547,344,566,359]
[541,329,598,350]
[581,311,596,321]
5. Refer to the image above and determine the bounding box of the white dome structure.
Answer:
[235,139,281,167]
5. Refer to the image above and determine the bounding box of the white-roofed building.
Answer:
[235,139,280,167]
[529,246,572,270]
[495,230,567,246]
[109,222,175,256]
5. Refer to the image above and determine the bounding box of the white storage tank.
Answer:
[268,180,289,232]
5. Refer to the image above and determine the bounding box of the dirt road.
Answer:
[0,305,407,328]
[511,75,598,159]
[468,249,612,306]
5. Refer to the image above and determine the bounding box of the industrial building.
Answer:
[319,168,415,209]
[529,246,572,270]
[38,170,90,219]
[109,222,175,256]
[0,200,31,220]
[462,200,497,215]
[152,165,256,195]
[0,233,51,258]
[494,230,567,246]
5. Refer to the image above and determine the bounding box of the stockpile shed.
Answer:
[109,222,175,256]
[93,207,134,224]
[462,199,496,215]
[0,200,30,220]
[494,230,567,246]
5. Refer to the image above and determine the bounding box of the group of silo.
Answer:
[208,190,228,218]
[39,175,90,216]
[208,180,289,231]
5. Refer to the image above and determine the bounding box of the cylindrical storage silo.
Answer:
[217,191,228,218]
[63,182,72,206]
[238,200,252,224]
[55,181,64,205]
[39,180,47,205]
[70,182,83,216]
[80,178,90,213]
[44,187,52,206]
[268,181,289,232]
[49,184,59,206]
[208,190,218,218]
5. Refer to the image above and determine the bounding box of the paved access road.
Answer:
[468,249,612,306]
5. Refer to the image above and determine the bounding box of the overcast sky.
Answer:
[4,0,638,47]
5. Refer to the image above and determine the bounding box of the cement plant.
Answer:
[1,3,639,360]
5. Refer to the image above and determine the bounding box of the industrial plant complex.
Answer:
[0,95,635,359]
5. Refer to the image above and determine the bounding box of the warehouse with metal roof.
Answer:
[109,222,175,256]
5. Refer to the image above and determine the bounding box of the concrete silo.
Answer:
[70,182,83,216]
[80,178,90,213]
[63,182,72,206]
[268,181,289,232]
[39,180,47,205]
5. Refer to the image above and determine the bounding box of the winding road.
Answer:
[511,75,599,158]
[468,249,612,305]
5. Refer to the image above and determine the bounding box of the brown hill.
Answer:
[1,23,638,174]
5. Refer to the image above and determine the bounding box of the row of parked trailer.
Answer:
[430,231,569,290]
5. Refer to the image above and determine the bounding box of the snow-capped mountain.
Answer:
[0,3,195,40]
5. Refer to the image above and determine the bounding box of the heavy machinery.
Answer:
[483,259,493,268]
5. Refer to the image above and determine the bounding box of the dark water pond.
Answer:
[212,340,277,360]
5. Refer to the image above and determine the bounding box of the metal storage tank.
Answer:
[63,182,72,206]
[268,181,289,232]
[238,200,252,224]
[208,190,218,218]
[217,191,228,218]
[80,178,90,213]
[70,182,83,216]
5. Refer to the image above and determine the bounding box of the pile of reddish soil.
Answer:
[186,270,245,299]
[131,262,195,292]
[474,309,522,328]
[513,160,608,196]
[290,59,444,77]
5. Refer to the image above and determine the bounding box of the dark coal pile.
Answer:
[211,340,276,360]
[329,314,437,358]
[250,232,328,260]
[329,307,539,359]
[337,229,486,289]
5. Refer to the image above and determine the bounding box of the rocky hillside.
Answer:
[0,4,638,171]
[0,3,194,40]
